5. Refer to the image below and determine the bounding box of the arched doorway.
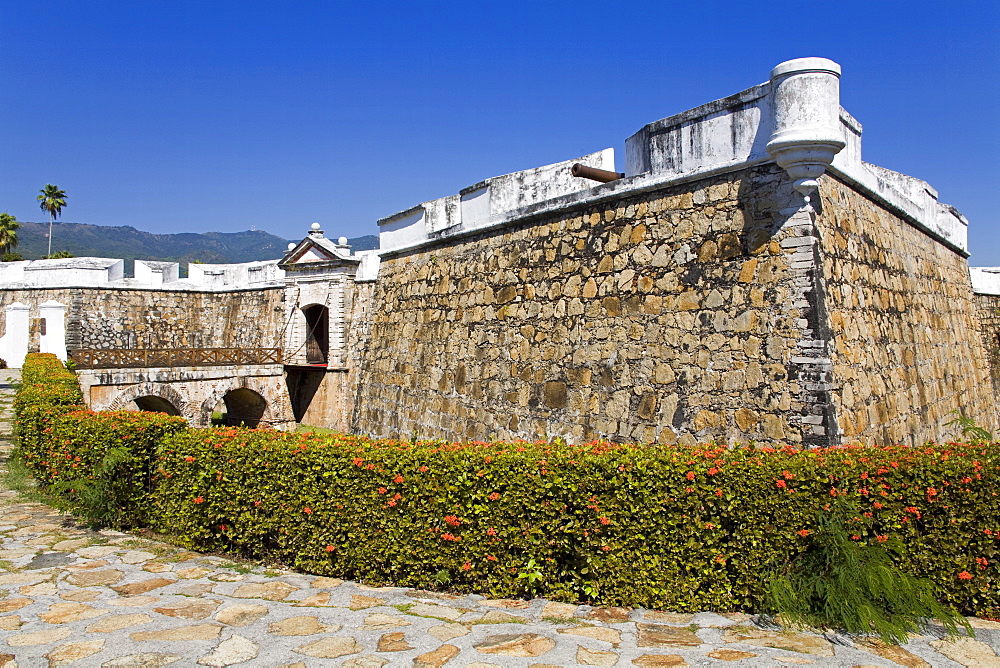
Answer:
[212,388,268,428]
[132,395,182,416]
[302,304,329,365]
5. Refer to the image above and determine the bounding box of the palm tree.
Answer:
[37,184,67,257]
[0,213,19,256]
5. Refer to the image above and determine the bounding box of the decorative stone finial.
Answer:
[287,242,296,251]
[311,222,321,231]
[337,236,348,246]
[766,58,846,206]
[308,222,324,239]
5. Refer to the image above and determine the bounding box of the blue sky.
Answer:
[2,1,998,261]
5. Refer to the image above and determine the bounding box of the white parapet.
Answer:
[186,260,285,289]
[135,260,180,285]
[21,257,124,286]
[378,149,616,254]
[970,268,1000,296]
[0,302,29,368]
[38,300,67,361]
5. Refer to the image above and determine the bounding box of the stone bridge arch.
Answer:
[199,380,276,429]
[102,382,191,420]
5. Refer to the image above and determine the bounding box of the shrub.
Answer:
[146,431,1000,615]
[14,353,185,526]
[13,353,999,617]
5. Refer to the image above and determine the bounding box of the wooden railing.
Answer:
[69,347,283,369]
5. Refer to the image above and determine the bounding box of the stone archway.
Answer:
[103,382,191,421]
[199,382,273,429]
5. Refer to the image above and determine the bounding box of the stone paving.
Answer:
[1,373,999,666]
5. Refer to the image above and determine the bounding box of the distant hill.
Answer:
[10,222,379,264]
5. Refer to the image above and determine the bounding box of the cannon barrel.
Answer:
[571,163,624,183]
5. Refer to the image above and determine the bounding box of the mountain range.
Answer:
[9,221,379,264]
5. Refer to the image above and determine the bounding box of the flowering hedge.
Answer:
[13,354,1000,614]
[15,353,186,526]
[149,429,1000,615]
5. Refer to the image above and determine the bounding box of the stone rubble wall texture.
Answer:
[0,287,284,351]
[354,165,822,446]
[816,177,997,445]
[974,293,1000,393]
[351,165,997,447]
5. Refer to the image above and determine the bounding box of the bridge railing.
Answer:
[69,347,283,369]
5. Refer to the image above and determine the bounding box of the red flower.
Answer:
[486,527,497,536]
[599,516,611,525]
[393,474,404,484]
[776,480,787,489]
[685,471,696,481]
[489,492,500,501]
[782,470,794,479]
[486,554,497,561]
[959,571,973,580]
[444,515,461,527]
[705,523,715,530]
[462,561,472,571]
[715,489,723,497]
[707,467,720,476]
[876,535,888,543]
[303,507,312,514]
[325,545,336,552]
[377,487,387,494]
[184,456,195,462]
[419,465,429,473]
[352,457,364,466]
[797,529,810,537]
[193,497,204,504]
[850,535,861,541]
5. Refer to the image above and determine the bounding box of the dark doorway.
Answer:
[286,368,324,422]
[213,388,267,428]
[303,304,329,365]
[133,396,181,416]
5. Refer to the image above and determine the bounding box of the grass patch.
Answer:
[392,603,414,614]
[294,424,341,435]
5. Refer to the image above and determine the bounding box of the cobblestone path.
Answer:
[1,372,999,666]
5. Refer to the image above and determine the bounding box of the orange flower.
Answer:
[352,457,364,466]
[419,465,429,473]
[797,529,810,537]
[486,554,497,561]
[184,456,195,462]
[776,480,787,489]
[486,527,497,536]
[876,535,888,543]
[462,561,472,571]
[599,517,610,525]
[393,474,404,484]
[489,492,500,501]
[685,471,696,481]
[959,571,973,580]
[193,497,204,504]
[303,507,312,514]
[325,545,336,552]
[705,523,715,530]
[444,515,461,527]
[377,487,387,494]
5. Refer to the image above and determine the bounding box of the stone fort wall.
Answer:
[354,166,814,446]
[0,287,284,351]
[350,166,997,447]
[815,177,995,445]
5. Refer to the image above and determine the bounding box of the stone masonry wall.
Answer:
[815,176,997,445]
[0,287,284,351]
[352,165,827,447]
[974,293,1000,394]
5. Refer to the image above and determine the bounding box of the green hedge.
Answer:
[147,430,1000,614]
[13,354,1000,614]
[15,353,186,526]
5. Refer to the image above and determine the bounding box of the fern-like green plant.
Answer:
[50,446,134,527]
[766,507,971,645]
[946,410,994,443]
